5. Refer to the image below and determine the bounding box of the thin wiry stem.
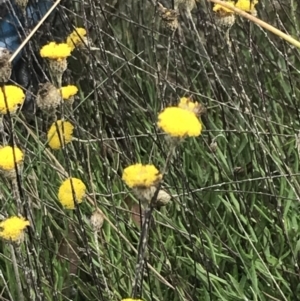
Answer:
[93,231,111,298]
[10,244,25,301]
[0,115,7,145]
[12,177,23,215]
[0,269,14,301]
[132,143,176,298]
[0,86,8,145]
[15,244,40,301]
[162,32,175,102]
[9,0,62,63]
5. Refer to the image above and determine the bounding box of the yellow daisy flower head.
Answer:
[157,107,202,138]
[66,27,87,50]
[0,146,24,171]
[47,120,74,150]
[0,216,30,243]
[122,164,162,189]
[58,178,86,209]
[0,85,25,114]
[59,85,78,100]
[235,0,258,12]
[213,0,258,14]
[40,42,72,60]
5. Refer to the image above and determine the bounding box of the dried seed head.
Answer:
[165,18,179,31]
[214,12,236,30]
[0,165,23,180]
[156,189,171,207]
[48,59,68,76]
[0,48,12,83]
[133,186,171,206]
[48,59,68,86]
[210,141,218,153]
[90,211,104,232]
[36,82,61,112]
[133,186,156,204]
[157,2,179,31]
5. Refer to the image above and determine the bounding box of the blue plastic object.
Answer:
[0,0,52,64]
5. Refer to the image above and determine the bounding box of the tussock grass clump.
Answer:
[0,0,300,301]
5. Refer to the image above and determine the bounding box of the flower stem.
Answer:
[0,115,7,145]
[12,177,23,215]
[0,269,14,300]
[15,244,40,301]
[9,244,24,301]
[132,144,176,298]
[93,231,110,297]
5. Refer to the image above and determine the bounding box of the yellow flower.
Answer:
[59,85,78,100]
[157,107,202,137]
[40,42,72,60]
[213,0,258,13]
[47,120,74,150]
[0,146,23,170]
[0,216,30,242]
[122,164,162,188]
[66,28,87,50]
[58,178,86,209]
[235,0,258,12]
[0,85,25,114]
